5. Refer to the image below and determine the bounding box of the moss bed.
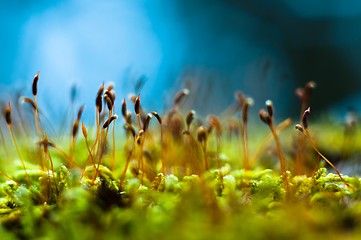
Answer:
[0,76,361,239]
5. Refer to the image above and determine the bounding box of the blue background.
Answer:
[1,0,361,122]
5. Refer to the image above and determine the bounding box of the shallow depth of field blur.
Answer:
[3,2,361,239]
[2,0,361,121]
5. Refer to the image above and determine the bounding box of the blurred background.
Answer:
[1,0,361,123]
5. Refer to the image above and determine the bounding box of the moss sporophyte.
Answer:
[0,73,361,239]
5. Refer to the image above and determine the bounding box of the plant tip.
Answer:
[124,124,136,138]
[151,111,162,124]
[143,113,153,132]
[197,126,207,143]
[138,129,144,137]
[246,97,254,106]
[81,122,87,138]
[259,109,271,125]
[235,91,245,106]
[302,107,311,129]
[103,114,118,129]
[121,99,127,118]
[174,88,190,107]
[305,81,317,92]
[186,110,196,129]
[134,95,141,115]
[265,100,274,117]
[96,84,104,113]
[295,124,304,132]
[4,103,11,126]
[32,72,40,97]
[77,105,85,120]
[22,97,37,111]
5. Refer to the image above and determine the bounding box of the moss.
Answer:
[1,77,361,239]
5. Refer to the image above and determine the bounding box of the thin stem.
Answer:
[38,144,45,171]
[136,114,142,131]
[44,145,59,196]
[69,136,75,169]
[8,126,30,185]
[33,96,41,137]
[93,129,105,184]
[98,128,108,168]
[33,96,46,139]
[0,169,20,185]
[160,126,165,174]
[203,140,209,171]
[250,118,291,168]
[310,156,320,179]
[52,144,80,168]
[216,137,221,169]
[139,135,145,184]
[119,140,136,189]
[34,109,40,137]
[110,121,116,170]
[295,100,308,175]
[95,111,101,158]
[81,131,100,181]
[304,130,353,190]
[80,137,98,181]
[269,124,289,198]
[241,121,249,170]
[295,134,306,175]
[0,125,9,158]
[43,145,52,201]
[103,109,113,170]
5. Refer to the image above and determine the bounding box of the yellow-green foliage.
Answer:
[0,76,360,239]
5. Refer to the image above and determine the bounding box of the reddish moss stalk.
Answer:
[259,101,290,198]
[297,126,353,190]
[269,124,289,195]
[295,107,353,190]
[5,103,31,185]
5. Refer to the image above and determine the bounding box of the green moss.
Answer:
[1,79,361,239]
[0,162,360,239]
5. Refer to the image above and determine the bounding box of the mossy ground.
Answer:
[0,126,361,240]
[1,78,361,239]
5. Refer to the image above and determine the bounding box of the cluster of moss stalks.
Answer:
[0,74,361,239]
